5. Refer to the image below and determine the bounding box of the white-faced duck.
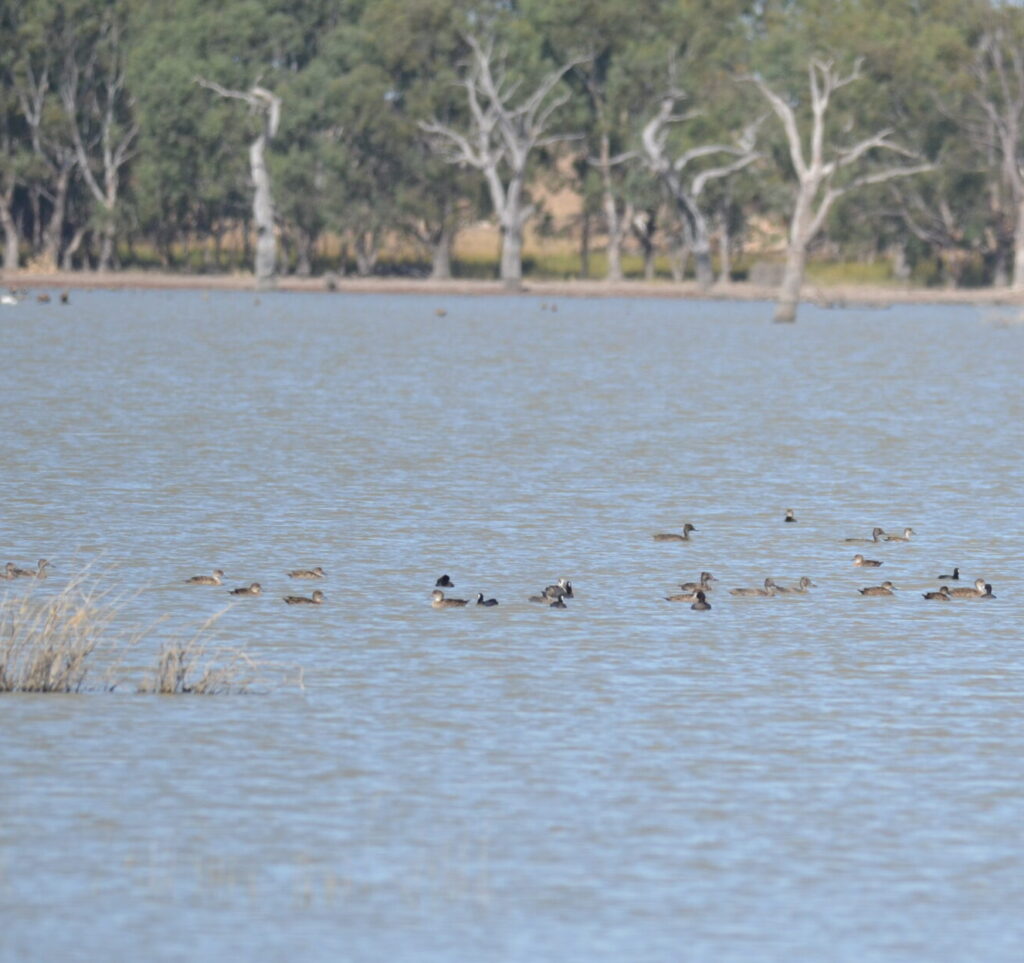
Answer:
[186,569,224,585]
[435,574,454,588]
[844,527,887,544]
[691,591,712,611]
[884,527,916,542]
[852,554,883,568]
[730,578,778,597]
[288,566,325,579]
[284,590,325,605]
[859,581,897,597]
[653,523,697,542]
[229,582,262,596]
[543,578,573,599]
[937,567,960,581]
[475,593,499,606]
[431,589,468,608]
[775,576,817,595]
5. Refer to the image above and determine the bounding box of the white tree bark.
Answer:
[60,17,138,273]
[420,35,586,288]
[197,79,281,285]
[970,28,1024,290]
[748,58,932,321]
[641,95,760,290]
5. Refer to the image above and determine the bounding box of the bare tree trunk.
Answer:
[430,222,454,279]
[0,197,19,270]
[198,80,281,285]
[580,208,591,279]
[717,205,732,284]
[61,223,89,270]
[669,234,689,282]
[40,164,73,271]
[604,187,625,282]
[1013,198,1024,290]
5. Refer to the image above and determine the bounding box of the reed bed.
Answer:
[1,571,293,695]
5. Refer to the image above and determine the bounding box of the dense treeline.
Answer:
[3,1,1024,307]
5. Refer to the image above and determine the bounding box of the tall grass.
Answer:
[1,571,293,695]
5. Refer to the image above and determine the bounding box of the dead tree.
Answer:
[748,58,933,322]
[420,35,586,288]
[640,94,760,290]
[197,79,281,284]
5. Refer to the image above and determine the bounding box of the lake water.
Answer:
[1,289,1022,962]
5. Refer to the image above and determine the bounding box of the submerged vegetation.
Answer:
[0,571,294,695]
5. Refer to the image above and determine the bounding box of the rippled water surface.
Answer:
[2,289,1023,961]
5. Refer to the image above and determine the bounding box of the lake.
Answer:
[1,288,1022,961]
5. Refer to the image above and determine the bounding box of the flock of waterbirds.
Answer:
[180,566,327,604]
[428,509,997,612]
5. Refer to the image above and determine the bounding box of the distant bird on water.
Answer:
[852,554,883,568]
[475,593,499,607]
[435,574,454,588]
[730,578,778,597]
[923,587,952,600]
[859,581,897,597]
[884,527,916,542]
[284,590,325,605]
[784,508,797,523]
[288,566,325,579]
[229,582,262,596]
[844,527,886,544]
[186,569,224,585]
[937,567,960,581]
[690,591,712,611]
[431,589,467,608]
[543,578,573,599]
[653,523,697,542]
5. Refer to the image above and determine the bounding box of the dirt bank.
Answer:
[3,268,1023,308]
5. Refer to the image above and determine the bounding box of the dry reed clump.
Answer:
[1,571,293,695]
[0,571,119,693]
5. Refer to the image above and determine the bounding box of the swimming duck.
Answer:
[923,586,952,600]
[229,582,262,596]
[288,566,325,579]
[475,593,499,606]
[844,527,887,543]
[543,578,574,599]
[884,527,916,542]
[730,578,778,597]
[547,596,568,608]
[284,590,325,605]
[186,569,224,585]
[784,509,797,523]
[937,567,960,581]
[431,589,467,608]
[859,581,896,597]
[852,554,883,568]
[678,572,716,593]
[690,591,712,611]
[775,576,817,594]
[653,523,697,542]
[664,589,701,602]
[1,562,17,579]
[435,574,454,588]
[12,559,49,578]
[946,578,990,599]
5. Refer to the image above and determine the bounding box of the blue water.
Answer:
[1,289,1022,961]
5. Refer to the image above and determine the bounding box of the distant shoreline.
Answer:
[4,268,1024,308]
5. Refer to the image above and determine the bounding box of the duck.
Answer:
[784,508,797,523]
[186,569,224,585]
[730,578,778,597]
[547,596,568,608]
[852,554,883,568]
[884,527,916,542]
[431,589,467,608]
[664,588,702,602]
[775,576,817,595]
[284,590,325,605]
[678,572,716,593]
[1,562,18,579]
[228,582,262,596]
[288,566,325,579]
[859,581,897,597]
[937,567,960,581]
[36,292,51,303]
[690,590,712,611]
[475,593,499,607]
[844,527,887,543]
[435,574,454,588]
[12,559,49,578]
[543,578,573,599]
[653,523,697,542]
[923,586,952,600]
[946,578,990,599]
